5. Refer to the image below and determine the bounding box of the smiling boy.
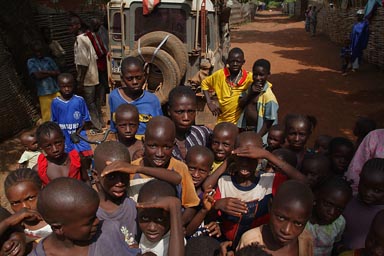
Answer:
[238,59,278,143]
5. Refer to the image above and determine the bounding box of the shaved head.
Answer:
[213,122,238,137]
[235,131,263,148]
[37,178,99,224]
[145,116,176,141]
[94,141,131,173]
[273,180,314,213]
[138,179,177,203]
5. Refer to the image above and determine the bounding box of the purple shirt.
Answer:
[346,129,384,193]
[28,220,141,256]
[342,196,384,249]
[97,197,138,245]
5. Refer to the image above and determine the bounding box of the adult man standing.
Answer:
[70,16,104,132]
[350,9,369,72]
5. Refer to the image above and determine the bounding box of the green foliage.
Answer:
[267,0,282,8]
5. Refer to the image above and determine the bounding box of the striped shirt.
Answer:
[172,125,212,161]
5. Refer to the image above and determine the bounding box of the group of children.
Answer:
[2,46,383,256]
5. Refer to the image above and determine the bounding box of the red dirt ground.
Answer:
[231,10,384,142]
[1,10,384,206]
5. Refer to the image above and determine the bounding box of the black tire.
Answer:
[130,46,181,104]
[136,31,189,78]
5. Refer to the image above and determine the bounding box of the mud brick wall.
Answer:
[317,6,384,68]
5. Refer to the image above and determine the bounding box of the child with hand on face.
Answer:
[34,121,85,185]
[0,206,29,256]
[237,180,314,256]
[28,177,140,256]
[130,116,200,224]
[343,158,384,249]
[210,122,239,173]
[212,132,307,248]
[137,180,184,256]
[184,146,221,238]
[18,129,40,169]
[264,148,297,174]
[238,59,278,144]
[202,48,253,124]
[4,168,52,243]
[109,56,163,136]
[284,114,317,170]
[328,137,354,176]
[339,209,384,256]
[92,141,181,247]
[113,104,144,161]
[305,176,352,255]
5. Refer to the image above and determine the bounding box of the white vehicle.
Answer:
[107,0,230,104]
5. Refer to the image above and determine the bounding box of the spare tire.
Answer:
[136,31,189,78]
[130,46,181,104]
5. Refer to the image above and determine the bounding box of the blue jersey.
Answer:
[51,95,92,153]
[109,89,163,135]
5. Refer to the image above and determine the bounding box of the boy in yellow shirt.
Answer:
[201,48,252,124]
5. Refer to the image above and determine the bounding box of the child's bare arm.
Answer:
[0,209,41,234]
[185,188,216,236]
[202,160,228,191]
[233,147,307,182]
[101,160,182,185]
[256,119,274,138]
[137,197,184,256]
[138,166,182,185]
[203,90,222,116]
[238,84,262,109]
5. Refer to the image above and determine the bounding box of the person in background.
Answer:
[27,40,60,122]
[70,15,104,132]
[350,9,369,72]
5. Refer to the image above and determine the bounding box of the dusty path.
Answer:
[231,10,384,143]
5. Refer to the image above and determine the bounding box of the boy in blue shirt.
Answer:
[109,56,163,135]
[27,41,60,122]
[51,73,93,179]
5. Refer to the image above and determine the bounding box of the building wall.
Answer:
[317,6,384,68]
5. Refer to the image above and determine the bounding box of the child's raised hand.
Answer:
[214,197,248,217]
[202,186,216,211]
[101,160,140,177]
[204,221,222,238]
[136,196,181,212]
[5,208,42,227]
[232,146,267,159]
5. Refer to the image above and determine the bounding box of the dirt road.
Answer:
[231,10,384,143]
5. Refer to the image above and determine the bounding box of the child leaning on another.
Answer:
[4,168,52,243]
[237,180,314,256]
[34,121,86,185]
[238,58,278,144]
[137,180,184,256]
[27,177,140,256]
[18,129,40,169]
